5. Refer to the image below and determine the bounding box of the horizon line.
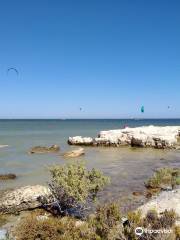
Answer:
[0,118,180,120]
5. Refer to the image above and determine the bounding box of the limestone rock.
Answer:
[68,126,180,149]
[28,145,60,154]
[68,136,93,146]
[138,189,180,217]
[0,185,51,214]
[63,148,85,158]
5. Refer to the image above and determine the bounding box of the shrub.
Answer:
[125,209,176,240]
[14,203,178,240]
[46,162,110,217]
[89,202,125,240]
[174,226,180,239]
[15,213,100,240]
[0,214,8,227]
[124,211,143,240]
[145,168,180,190]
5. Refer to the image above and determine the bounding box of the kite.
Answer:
[7,68,19,76]
[141,106,144,113]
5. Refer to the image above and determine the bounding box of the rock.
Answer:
[63,148,85,158]
[145,191,153,199]
[0,174,16,180]
[36,215,49,221]
[121,217,130,227]
[68,136,93,146]
[0,145,8,149]
[74,220,85,227]
[0,185,51,214]
[132,191,144,196]
[131,137,145,147]
[138,189,180,217]
[160,185,173,191]
[29,145,60,154]
[68,126,180,149]
[0,229,7,240]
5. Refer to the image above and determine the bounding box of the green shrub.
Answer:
[145,168,180,190]
[89,202,124,240]
[47,162,110,217]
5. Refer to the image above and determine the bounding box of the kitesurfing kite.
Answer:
[7,68,19,76]
[79,107,82,111]
[141,106,144,113]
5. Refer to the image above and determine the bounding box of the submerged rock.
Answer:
[0,174,16,180]
[138,189,180,217]
[28,144,60,154]
[132,191,144,197]
[0,185,51,214]
[68,126,180,149]
[63,148,85,158]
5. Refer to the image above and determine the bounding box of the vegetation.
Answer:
[125,209,177,240]
[43,162,110,217]
[15,213,100,240]
[10,165,180,239]
[0,213,8,227]
[15,202,179,240]
[174,226,180,239]
[89,202,124,240]
[145,167,180,190]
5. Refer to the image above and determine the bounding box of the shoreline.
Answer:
[0,123,180,239]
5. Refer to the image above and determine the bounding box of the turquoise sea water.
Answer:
[0,119,180,209]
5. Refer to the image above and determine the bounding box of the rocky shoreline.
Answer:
[1,185,179,217]
[68,125,180,149]
[0,183,180,239]
[0,125,180,239]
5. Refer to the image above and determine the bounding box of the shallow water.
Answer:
[0,119,180,208]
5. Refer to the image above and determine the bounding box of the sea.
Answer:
[0,119,180,210]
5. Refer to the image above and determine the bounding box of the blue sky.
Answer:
[0,0,180,118]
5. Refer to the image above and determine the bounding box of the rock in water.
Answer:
[68,126,180,149]
[0,185,51,214]
[28,145,60,154]
[138,189,180,217]
[0,145,8,149]
[68,137,93,146]
[0,174,16,180]
[63,148,85,158]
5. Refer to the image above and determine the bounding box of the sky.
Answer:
[0,0,180,119]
